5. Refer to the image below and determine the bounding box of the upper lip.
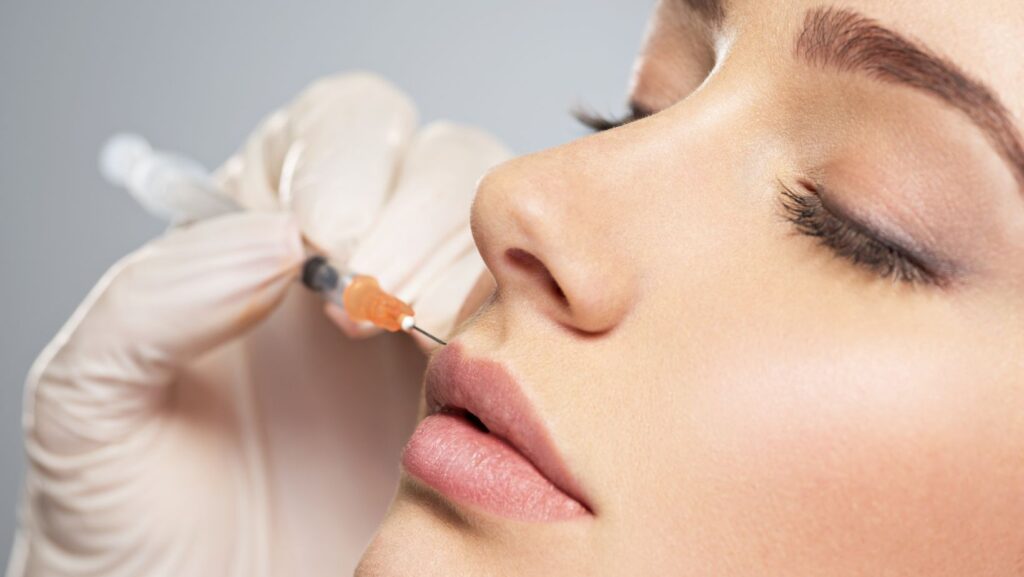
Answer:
[423,343,591,511]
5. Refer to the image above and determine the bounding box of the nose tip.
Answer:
[471,157,636,337]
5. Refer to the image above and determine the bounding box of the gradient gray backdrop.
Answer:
[0,0,653,565]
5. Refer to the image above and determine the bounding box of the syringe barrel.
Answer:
[101,133,240,223]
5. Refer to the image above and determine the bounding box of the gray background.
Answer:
[0,0,652,566]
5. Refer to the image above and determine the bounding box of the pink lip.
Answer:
[401,344,590,522]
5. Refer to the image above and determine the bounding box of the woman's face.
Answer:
[359,0,1024,574]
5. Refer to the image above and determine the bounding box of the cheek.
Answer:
[643,308,1024,571]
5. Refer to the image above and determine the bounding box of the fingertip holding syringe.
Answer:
[99,135,445,345]
[301,256,447,346]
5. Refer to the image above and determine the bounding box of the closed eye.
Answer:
[779,182,945,286]
[574,102,654,132]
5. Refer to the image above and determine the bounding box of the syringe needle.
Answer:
[411,325,447,346]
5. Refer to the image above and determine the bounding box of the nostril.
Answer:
[505,248,568,306]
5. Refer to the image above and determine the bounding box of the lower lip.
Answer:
[402,412,588,522]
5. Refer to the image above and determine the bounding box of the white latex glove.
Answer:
[10,73,510,577]
[13,214,304,577]
[216,72,510,341]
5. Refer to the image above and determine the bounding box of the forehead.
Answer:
[656,0,1024,118]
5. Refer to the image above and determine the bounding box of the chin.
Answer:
[355,488,468,577]
[356,477,592,577]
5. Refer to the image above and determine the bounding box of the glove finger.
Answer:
[25,212,304,453]
[348,121,510,303]
[211,109,291,211]
[323,229,482,342]
[409,249,489,343]
[284,72,418,259]
[322,301,381,340]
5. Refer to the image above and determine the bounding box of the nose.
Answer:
[470,145,639,335]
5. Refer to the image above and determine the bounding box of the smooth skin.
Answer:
[358,0,1024,575]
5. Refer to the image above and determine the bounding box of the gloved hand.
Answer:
[10,73,510,577]
[216,72,509,341]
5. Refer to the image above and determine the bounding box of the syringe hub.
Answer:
[300,256,446,345]
[342,274,415,332]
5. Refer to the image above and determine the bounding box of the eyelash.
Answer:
[574,105,651,132]
[779,183,936,285]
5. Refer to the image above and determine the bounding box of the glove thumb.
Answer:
[24,212,304,454]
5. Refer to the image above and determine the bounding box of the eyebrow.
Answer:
[678,0,724,24]
[795,7,1024,189]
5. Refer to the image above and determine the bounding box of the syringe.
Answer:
[301,256,446,345]
[101,133,448,345]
